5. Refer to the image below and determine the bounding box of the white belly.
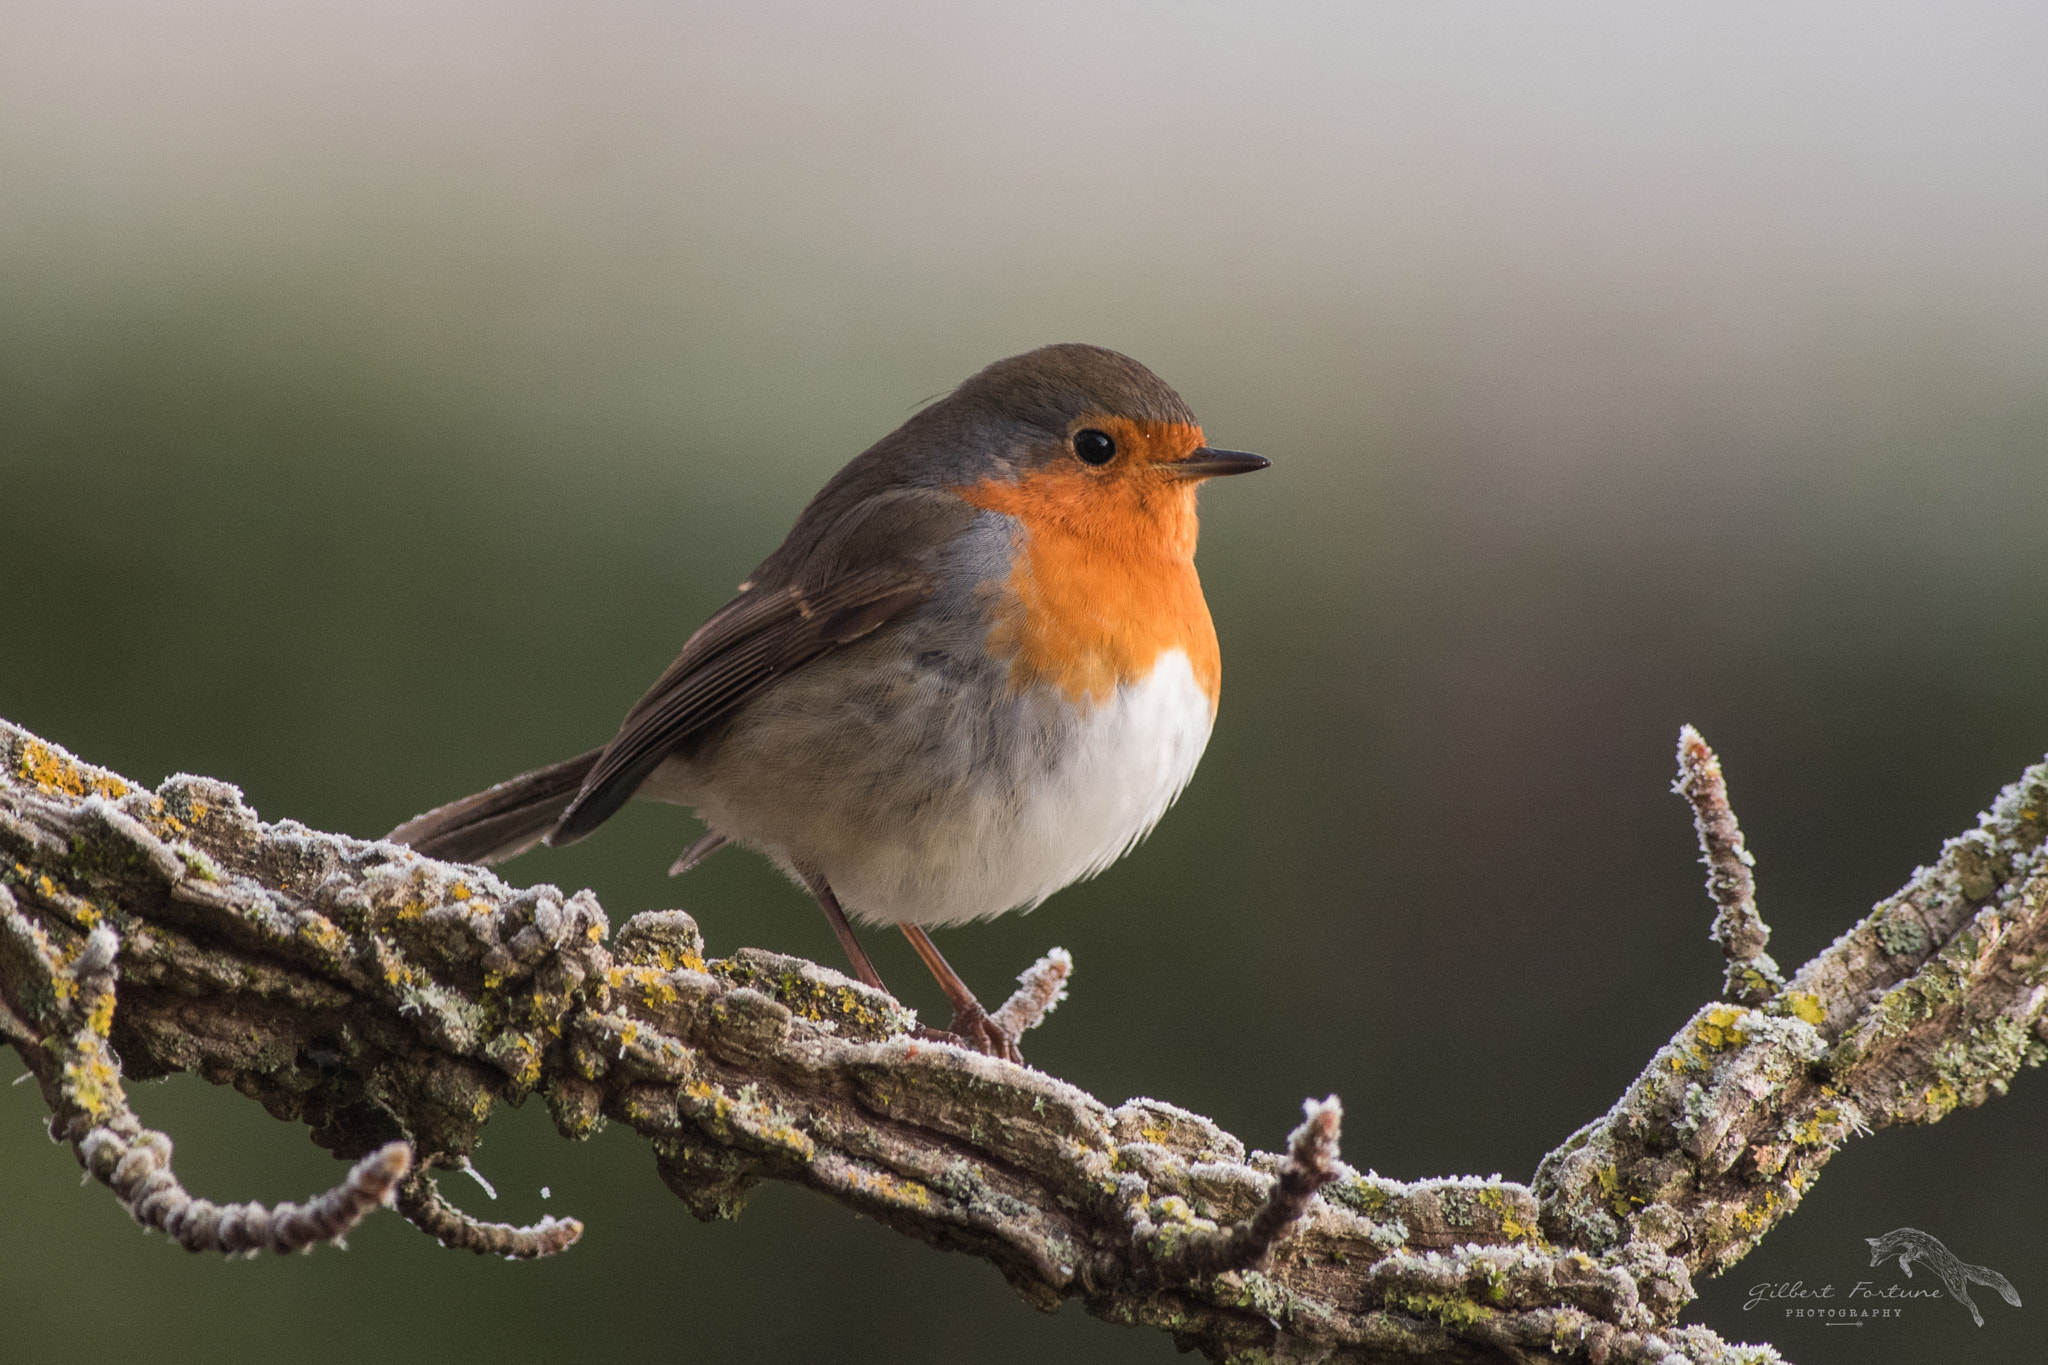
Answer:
[873,648,1215,926]
[651,647,1217,928]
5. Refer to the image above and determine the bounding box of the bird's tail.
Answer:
[387,749,603,865]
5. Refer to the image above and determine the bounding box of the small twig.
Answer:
[0,897,414,1254]
[77,1128,411,1254]
[1135,1095,1343,1283]
[1673,726,1783,1003]
[989,947,1072,1038]
[1221,1095,1343,1268]
[395,1172,583,1259]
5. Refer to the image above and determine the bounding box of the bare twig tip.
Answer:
[395,1172,584,1259]
[1133,1093,1345,1287]
[1291,1095,1343,1171]
[1672,726,1782,1003]
[989,947,1072,1038]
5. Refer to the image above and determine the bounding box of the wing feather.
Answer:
[548,490,974,844]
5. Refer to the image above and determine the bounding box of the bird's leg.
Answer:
[796,874,1019,1063]
[899,924,1022,1063]
[797,871,888,993]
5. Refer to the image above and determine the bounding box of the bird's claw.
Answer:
[913,1004,1021,1063]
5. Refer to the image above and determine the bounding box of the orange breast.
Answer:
[956,417,1221,712]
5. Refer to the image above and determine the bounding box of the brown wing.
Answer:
[547,488,975,844]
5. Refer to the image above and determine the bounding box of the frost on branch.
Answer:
[1674,726,1783,1004]
[4,716,2047,1364]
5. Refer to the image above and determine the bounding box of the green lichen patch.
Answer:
[1387,1288,1494,1331]
[171,843,221,882]
[1595,1164,1641,1219]
[1323,1173,1396,1219]
[1947,834,2008,902]
[1906,1014,2047,1119]
[1874,908,1931,958]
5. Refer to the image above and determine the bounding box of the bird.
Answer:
[388,343,1267,1061]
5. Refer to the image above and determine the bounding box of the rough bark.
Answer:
[2,717,2043,1364]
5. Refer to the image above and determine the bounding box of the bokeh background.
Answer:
[5,3,2046,1361]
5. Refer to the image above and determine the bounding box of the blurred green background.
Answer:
[4,3,2046,1361]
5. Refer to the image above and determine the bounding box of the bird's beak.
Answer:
[1169,447,1270,479]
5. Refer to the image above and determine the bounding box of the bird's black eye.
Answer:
[1073,429,1116,465]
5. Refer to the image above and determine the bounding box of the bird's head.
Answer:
[934,343,1267,550]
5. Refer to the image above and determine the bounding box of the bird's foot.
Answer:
[914,1003,1021,1063]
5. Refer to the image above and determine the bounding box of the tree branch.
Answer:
[4,717,2043,1363]
[1674,725,1783,1004]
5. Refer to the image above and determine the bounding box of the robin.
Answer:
[389,344,1267,1061]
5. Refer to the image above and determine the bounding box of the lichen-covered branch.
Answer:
[1674,727,1783,1004]
[0,889,413,1255]
[4,718,2044,1364]
[1537,730,2048,1284]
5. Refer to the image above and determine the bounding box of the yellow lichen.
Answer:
[1595,1165,1642,1217]
[1696,1005,1749,1051]
[845,1165,933,1209]
[1787,1106,1840,1147]
[16,740,128,799]
[297,918,345,956]
[1478,1187,1540,1244]
[60,1053,124,1121]
[1733,1188,1785,1235]
[1782,992,1826,1026]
